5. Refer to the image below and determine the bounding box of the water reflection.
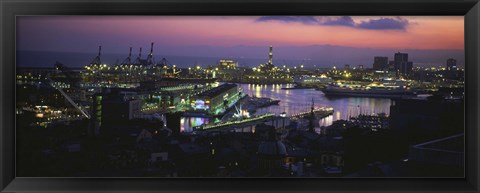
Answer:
[180,83,391,132]
[319,115,334,128]
[181,117,209,133]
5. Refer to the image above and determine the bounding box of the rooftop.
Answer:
[196,83,237,98]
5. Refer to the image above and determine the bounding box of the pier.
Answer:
[192,106,334,134]
[290,107,334,119]
[193,113,276,132]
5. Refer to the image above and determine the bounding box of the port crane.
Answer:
[47,62,91,119]
[157,57,181,76]
[146,42,155,66]
[121,47,133,65]
[133,47,143,65]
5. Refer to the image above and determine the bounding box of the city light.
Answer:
[15,16,465,178]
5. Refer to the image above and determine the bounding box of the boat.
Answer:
[302,107,334,119]
[319,81,415,98]
[249,96,280,108]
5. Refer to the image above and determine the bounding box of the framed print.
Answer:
[1,0,479,192]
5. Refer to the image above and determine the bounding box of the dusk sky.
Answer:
[17,16,464,68]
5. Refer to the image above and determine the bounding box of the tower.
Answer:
[268,45,273,66]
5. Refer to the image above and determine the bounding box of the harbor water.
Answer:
[181,83,392,132]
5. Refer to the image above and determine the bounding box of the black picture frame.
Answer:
[1,0,479,192]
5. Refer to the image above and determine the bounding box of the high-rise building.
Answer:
[394,52,413,76]
[373,56,389,70]
[447,58,457,71]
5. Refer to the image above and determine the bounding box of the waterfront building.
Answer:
[151,91,180,110]
[189,83,240,115]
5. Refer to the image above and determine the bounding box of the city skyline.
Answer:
[17,16,464,67]
[15,16,465,178]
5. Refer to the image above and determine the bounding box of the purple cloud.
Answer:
[357,17,409,30]
[320,16,355,27]
[256,16,410,31]
[255,16,319,25]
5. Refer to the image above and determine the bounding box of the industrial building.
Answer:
[217,59,238,70]
[189,83,240,115]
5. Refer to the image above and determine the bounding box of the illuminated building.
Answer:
[218,59,238,69]
[189,83,239,115]
[151,91,180,110]
[90,94,102,136]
